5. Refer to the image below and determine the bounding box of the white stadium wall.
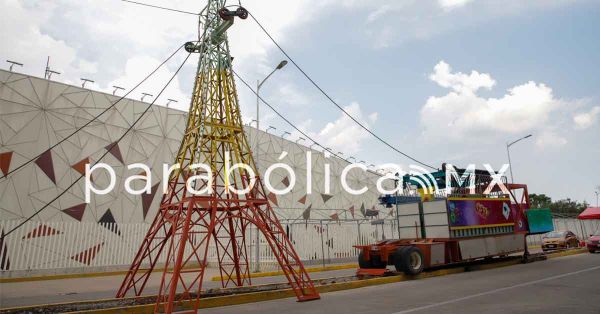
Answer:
[0,69,398,274]
[0,69,392,225]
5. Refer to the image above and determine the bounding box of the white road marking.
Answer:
[391,265,600,314]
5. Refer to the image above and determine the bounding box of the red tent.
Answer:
[578,207,600,220]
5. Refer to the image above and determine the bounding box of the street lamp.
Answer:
[266,126,276,133]
[256,60,288,132]
[595,191,599,207]
[253,61,287,274]
[281,131,291,138]
[296,137,305,144]
[394,172,401,238]
[80,78,94,88]
[506,134,532,183]
[6,60,23,72]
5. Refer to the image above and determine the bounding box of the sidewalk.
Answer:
[0,263,356,308]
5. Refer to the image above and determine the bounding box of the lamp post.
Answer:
[252,63,284,270]
[506,134,532,183]
[254,122,277,273]
[595,191,599,207]
[256,60,287,133]
[395,172,401,239]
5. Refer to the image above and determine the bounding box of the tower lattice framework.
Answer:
[116,1,320,312]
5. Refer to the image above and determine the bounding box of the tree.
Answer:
[529,193,552,209]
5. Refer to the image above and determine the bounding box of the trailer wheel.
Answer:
[358,251,372,268]
[358,251,386,269]
[394,246,424,275]
[392,246,410,272]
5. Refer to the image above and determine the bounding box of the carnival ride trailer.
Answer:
[354,170,546,275]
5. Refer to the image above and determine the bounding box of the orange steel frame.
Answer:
[115,1,319,312]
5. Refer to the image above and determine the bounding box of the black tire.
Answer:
[358,251,372,269]
[371,255,387,269]
[392,246,410,272]
[394,246,424,275]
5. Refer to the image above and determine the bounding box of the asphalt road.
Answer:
[0,265,355,308]
[202,253,600,314]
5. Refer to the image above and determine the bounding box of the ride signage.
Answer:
[447,198,514,228]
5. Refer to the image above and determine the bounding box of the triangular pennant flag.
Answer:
[360,203,366,216]
[298,194,307,205]
[0,152,13,177]
[35,150,56,184]
[98,209,120,235]
[330,213,339,221]
[23,224,62,239]
[141,184,160,220]
[62,203,86,221]
[72,157,93,182]
[267,192,279,206]
[71,242,104,265]
[71,157,89,175]
[281,176,290,188]
[321,193,333,203]
[105,142,124,164]
[302,204,312,220]
[348,206,355,218]
[0,229,10,270]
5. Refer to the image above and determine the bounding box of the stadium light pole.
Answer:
[254,60,287,273]
[256,60,287,134]
[506,134,532,184]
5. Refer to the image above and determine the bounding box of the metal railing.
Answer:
[1,218,597,275]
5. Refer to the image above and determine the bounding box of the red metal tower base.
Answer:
[117,191,319,313]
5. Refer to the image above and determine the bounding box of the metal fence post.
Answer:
[326,224,330,263]
[320,220,325,268]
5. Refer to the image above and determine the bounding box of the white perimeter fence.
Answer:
[1,218,598,277]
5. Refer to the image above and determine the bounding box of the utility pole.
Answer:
[506,134,532,183]
[395,173,401,239]
[253,60,287,273]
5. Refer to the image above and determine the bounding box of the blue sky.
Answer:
[2,0,599,204]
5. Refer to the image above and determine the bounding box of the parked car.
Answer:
[541,230,579,252]
[586,230,600,253]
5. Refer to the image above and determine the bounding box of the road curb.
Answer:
[1,249,588,313]
[210,263,358,281]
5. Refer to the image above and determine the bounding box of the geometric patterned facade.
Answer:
[0,69,389,226]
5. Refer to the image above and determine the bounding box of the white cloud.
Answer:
[106,56,189,111]
[573,106,600,130]
[421,61,561,140]
[288,102,377,155]
[429,61,496,94]
[535,131,568,148]
[439,0,474,10]
[273,83,311,107]
[355,0,576,48]
[0,1,79,79]
[317,102,377,154]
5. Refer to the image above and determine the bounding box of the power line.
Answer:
[232,69,383,178]
[1,44,185,180]
[1,52,192,238]
[111,1,437,170]
[120,0,199,15]
[247,11,437,170]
